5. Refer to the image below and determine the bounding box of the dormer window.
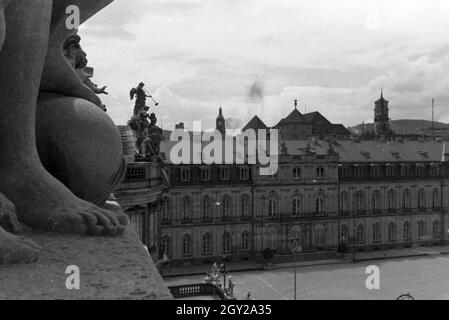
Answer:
[180,167,191,182]
[293,167,302,179]
[201,168,211,181]
[316,167,325,178]
[220,167,231,181]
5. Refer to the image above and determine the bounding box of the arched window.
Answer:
[240,195,250,218]
[292,196,302,216]
[432,188,440,210]
[356,224,365,243]
[373,223,381,242]
[268,196,278,218]
[182,234,192,257]
[222,195,231,220]
[161,236,171,256]
[315,193,325,216]
[340,192,349,214]
[354,191,365,214]
[418,189,426,210]
[222,232,232,254]
[402,189,411,211]
[202,196,211,221]
[372,190,381,212]
[202,233,212,255]
[341,224,349,242]
[388,189,396,211]
[182,197,192,223]
[388,223,397,242]
[433,220,441,239]
[403,221,411,240]
[241,232,250,252]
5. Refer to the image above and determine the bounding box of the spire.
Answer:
[294,99,298,110]
[381,87,383,99]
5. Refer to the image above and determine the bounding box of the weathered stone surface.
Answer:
[36,97,126,206]
[0,229,172,299]
[0,193,40,264]
[0,0,126,238]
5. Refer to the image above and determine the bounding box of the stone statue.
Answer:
[130,82,152,116]
[227,276,235,297]
[140,113,163,161]
[63,34,108,110]
[0,0,127,263]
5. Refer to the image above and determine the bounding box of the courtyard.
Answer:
[164,254,449,300]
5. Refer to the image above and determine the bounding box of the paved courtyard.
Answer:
[165,254,449,300]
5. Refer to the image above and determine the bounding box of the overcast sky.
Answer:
[80,0,449,130]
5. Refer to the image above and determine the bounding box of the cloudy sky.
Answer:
[80,0,449,130]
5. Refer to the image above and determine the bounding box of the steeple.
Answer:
[216,106,226,137]
[374,89,390,137]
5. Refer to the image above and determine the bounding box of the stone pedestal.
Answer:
[0,229,172,300]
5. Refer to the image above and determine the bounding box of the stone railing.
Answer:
[168,283,233,300]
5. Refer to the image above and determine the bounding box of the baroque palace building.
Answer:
[117,93,449,267]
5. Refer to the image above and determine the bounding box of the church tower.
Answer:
[374,89,391,136]
[216,107,226,137]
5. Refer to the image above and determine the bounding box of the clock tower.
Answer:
[216,107,226,137]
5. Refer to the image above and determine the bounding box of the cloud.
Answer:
[79,0,449,129]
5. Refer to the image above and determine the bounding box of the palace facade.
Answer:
[117,93,449,267]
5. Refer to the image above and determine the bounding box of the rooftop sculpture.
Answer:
[0,0,127,264]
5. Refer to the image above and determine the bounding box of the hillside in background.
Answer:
[349,119,448,135]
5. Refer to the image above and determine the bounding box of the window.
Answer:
[418,189,426,210]
[292,197,302,216]
[403,189,411,210]
[340,192,349,214]
[315,225,325,247]
[433,220,441,239]
[182,234,192,257]
[161,236,171,256]
[180,167,191,182]
[268,198,278,218]
[341,225,348,242]
[240,167,250,181]
[202,233,212,255]
[387,189,396,211]
[241,232,250,252]
[316,167,325,178]
[432,188,440,210]
[161,198,171,224]
[201,168,211,181]
[222,232,231,254]
[315,194,325,216]
[356,224,365,243]
[293,167,302,179]
[240,195,250,218]
[222,195,231,220]
[388,223,397,242]
[354,191,364,214]
[372,190,381,212]
[202,196,211,221]
[182,197,192,223]
[220,167,231,181]
[403,221,411,240]
[373,223,381,242]
[417,221,426,239]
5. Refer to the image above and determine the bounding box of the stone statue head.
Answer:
[149,113,157,125]
[63,34,88,69]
